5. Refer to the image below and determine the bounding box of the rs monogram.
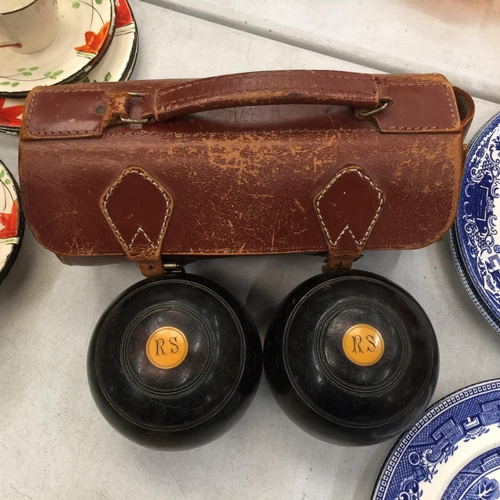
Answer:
[342,324,384,367]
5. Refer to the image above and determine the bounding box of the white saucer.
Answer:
[0,0,115,97]
[0,0,138,133]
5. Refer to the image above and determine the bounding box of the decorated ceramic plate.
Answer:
[455,112,500,324]
[0,160,24,284]
[449,225,500,333]
[0,0,138,133]
[372,380,500,500]
[80,0,138,84]
[0,0,115,97]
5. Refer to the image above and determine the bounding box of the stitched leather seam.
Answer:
[315,167,384,248]
[102,168,170,252]
[26,89,104,136]
[158,89,376,111]
[384,82,457,131]
[387,126,440,131]
[156,74,377,112]
[27,130,98,136]
[158,73,375,93]
[387,83,442,86]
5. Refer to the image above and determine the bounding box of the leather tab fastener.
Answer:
[101,167,173,277]
[315,166,384,271]
[23,88,130,140]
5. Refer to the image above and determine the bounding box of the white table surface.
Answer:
[1,1,500,498]
[145,0,500,102]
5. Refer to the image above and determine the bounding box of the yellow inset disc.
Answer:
[146,326,188,369]
[342,324,384,366]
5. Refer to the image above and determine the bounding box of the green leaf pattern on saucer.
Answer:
[0,0,114,95]
[0,0,138,132]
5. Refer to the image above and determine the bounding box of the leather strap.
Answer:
[315,166,384,271]
[148,70,384,122]
[101,167,173,276]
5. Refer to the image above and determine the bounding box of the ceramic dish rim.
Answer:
[0,0,116,98]
[0,159,24,285]
[449,225,500,333]
[371,377,500,499]
[455,111,500,325]
[0,0,138,133]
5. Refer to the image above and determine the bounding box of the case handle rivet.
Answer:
[94,104,107,116]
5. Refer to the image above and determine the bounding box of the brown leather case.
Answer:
[18,70,474,276]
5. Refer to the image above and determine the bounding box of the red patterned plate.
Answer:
[0,160,24,284]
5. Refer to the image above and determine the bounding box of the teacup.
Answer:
[0,0,59,54]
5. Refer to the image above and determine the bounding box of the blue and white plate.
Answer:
[372,380,500,500]
[455,112,500,323]
[449,225,500,333]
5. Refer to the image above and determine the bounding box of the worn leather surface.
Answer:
[315,166,384,270]
[151,70,383,121]
[24,88,129,139]
[18,70,474,275]
[100,166,173,276]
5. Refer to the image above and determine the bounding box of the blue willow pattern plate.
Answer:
[372,380,500,500]
[455,112,500,322]
[449,225,500,333]
[442,446,500,499]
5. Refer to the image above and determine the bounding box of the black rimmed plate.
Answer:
[0,159,24,284]
[0,0,115,98]
[0,0,138,134]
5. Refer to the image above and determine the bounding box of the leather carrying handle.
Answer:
[151,70,383,122]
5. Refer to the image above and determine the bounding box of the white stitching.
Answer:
[156,73,377,112]
[382,82,457,131]
[102,167,170,252]
[315,167,384,248]
[160,74,375,99]
[158,88,376,111]
[27,88,106,136]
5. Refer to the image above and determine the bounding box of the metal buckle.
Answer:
[357,99,391,119]
[163,263,185,274]
[117,92,154,124]
[117,116,153,124]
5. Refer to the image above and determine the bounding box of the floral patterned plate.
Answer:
[0,0,115,97]
[0,0,137,133]
[372,380,500,500]
[455,112,500,325]
[0,160,24,284]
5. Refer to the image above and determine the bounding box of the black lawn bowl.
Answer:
[264,270,439,446]
[88,272,262,450]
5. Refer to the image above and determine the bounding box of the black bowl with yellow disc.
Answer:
[263,270,438,446]
[88,271,262,450]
